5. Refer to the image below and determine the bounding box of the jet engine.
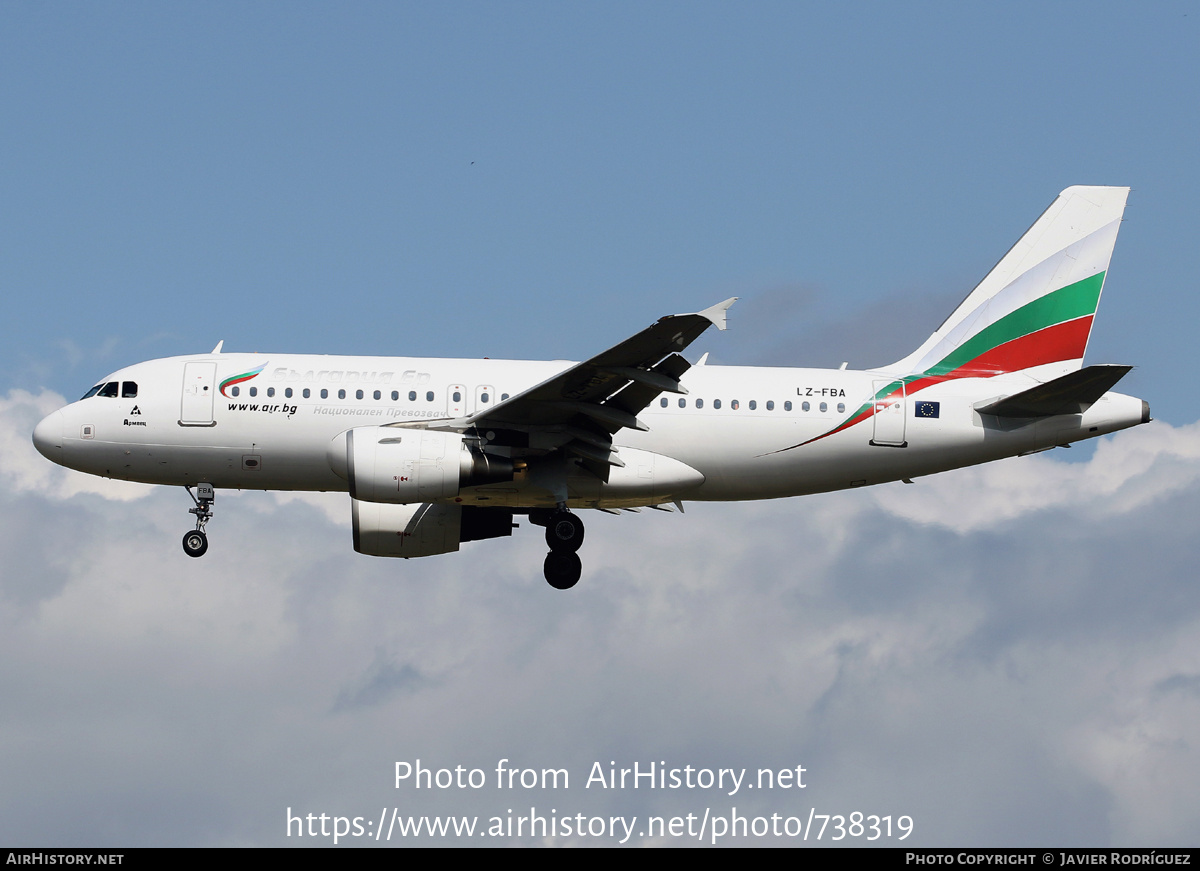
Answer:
[328,427,513,503]
[352,501,515,557]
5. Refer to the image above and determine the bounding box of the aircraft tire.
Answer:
[182,530,209,558]
[544,551,582,590]
[545,511,584,553]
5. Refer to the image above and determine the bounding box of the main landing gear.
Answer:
[532,505,585,590]
[182,483,215,558]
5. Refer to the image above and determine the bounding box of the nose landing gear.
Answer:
[534,505,585,589]
[182,483,215,558]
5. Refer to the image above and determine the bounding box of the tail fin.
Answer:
[889,185,1129,382]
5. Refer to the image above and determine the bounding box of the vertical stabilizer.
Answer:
[888,186,1129,382]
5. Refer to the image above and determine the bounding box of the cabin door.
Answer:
[871,381,906,447]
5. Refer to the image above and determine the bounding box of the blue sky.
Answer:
[2,2,1199,846]
[4,2,1195,418]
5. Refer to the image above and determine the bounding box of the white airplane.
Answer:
[32,186,1148,589]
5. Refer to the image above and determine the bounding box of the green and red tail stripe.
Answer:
[789,271,1105,449]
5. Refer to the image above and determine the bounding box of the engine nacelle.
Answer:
[328,426,513,504]
[352,501,515,558]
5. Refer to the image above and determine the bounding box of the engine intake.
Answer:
[328,426,513,503]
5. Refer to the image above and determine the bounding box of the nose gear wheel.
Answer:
[182,484,215,558]
[182,529,208,558]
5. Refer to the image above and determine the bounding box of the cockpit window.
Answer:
[97,382,119,398]
[80,384,103,400]
[121,382,138,398]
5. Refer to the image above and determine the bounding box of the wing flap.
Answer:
[606,352,692,419]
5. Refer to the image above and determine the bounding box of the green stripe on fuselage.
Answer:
[925,271,1104,377]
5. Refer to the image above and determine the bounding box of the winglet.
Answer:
[697,297,738,331]
[211,340,224,354]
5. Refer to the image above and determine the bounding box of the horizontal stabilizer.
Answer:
[977,364,1132,418]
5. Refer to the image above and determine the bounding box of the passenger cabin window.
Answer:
[819,402,827,412]
[714,399,722,409]
[660,398,668,407]
[267,387,275,398]
[678,398,685,408]
[481,392,490,403]
[731,400,739,410]
[121,382,138,398]
[425,391,434,402]
[785,401,793,411]
[766,400,774,410]
[285,388,293,398]
[303,388,311,399]
[501,393,510,401]
[837,402,845,413]
[452,391,462,402]
[391,391,399,400]
[374,390,381,400]
[231,386,240,397]
[338,389,346,399]
[320,389,328,399]
[409,391,417,401]
[249,387,257,397]
[98,382,119,398]
[356,389,364,400]
[696,399,704,408]
[749,400,756,410]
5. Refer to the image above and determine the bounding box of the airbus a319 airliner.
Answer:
[33,186,1148,588]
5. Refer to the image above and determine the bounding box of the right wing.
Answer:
[429,298,736,479]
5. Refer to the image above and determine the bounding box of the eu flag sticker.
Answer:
[915,401,940,418]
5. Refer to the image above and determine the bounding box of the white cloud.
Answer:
[869,420,1200,532]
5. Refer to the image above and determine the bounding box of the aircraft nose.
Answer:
[32,410,65,462]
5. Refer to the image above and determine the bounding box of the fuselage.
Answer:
[32,352,1149,509]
